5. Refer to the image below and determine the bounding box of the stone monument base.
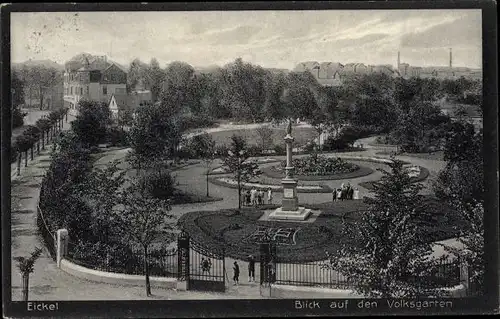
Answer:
[268,207,312,221]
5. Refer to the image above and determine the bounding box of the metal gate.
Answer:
[188,239,226,292]
[259,240,277,285]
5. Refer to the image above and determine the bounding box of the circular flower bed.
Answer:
[276,154,358,176]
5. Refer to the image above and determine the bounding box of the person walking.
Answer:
[233,261,240,285]
[248,255,256,282]
[267,188,273,204]
[332,189,337,202]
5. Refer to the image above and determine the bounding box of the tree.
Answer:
[127,58,148,92]
[112,180,176,296]
[188,133,217,197]
[30,65,61,110]
[145,58,165,102]
[255,126,274,150]
[390,102,451,153]
[325,160,445,298]
[13,247,43,301]
[221,135,261,209]
[12,70,25,107]
[128,103,183,171]
[71,100,111,147]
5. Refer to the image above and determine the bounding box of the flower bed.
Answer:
[208,176,333,193]
[358,166,430,191]
[275,155,358,176]
[261,164,374,181]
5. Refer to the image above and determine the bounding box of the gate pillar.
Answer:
[177,231,190,290]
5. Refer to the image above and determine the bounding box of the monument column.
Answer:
[269,119,311,221]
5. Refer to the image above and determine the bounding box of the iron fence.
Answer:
[36,205,56,261]
[66,241,178,278]
[274,259,461,290]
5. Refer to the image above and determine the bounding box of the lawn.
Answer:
[207,126,317,148]
[178,197,461,263]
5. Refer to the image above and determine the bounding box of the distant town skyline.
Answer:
[11,10,482,70]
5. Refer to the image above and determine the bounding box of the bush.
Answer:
[141,170,176,200]
[304,141,317,153]
[273,144,286,155]
[323,136,349,151]
[106,127,129,147]
[12,108,27,128]
[247,145,263,157]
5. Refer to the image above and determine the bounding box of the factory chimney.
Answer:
[449,48,452,68]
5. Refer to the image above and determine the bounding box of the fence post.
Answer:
[176,231,190,291]
[56,229,69,268]
[459,259,469,297]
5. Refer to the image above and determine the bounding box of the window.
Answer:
[70,87,73,94]
[103,86,107,95]
[86,86,89,94]
[80,87,83,95]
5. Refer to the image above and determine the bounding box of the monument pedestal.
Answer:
[268,206,312,221]
[268,177,311,221]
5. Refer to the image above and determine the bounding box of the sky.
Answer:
[11,10,482,69]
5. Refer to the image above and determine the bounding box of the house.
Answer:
[63,55,127,110]
[108,90,153,122]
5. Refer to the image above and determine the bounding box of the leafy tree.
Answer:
[14,247,43,301]
[221,135,261,209]
[112,180,176,296]
[325,160,445,298]
[128,103,183,171]
[255,126,274,150]
[390,102,451,153]
[161,61,196,113]
[188,133,217,197]
[11,70,25,108]
[434,124,483,206]
[127,58,149,92]
[71,100,111,147]
[29,65,61,110]
[145,58,165,102]
[220,58,268,122]
[263,71,287,123]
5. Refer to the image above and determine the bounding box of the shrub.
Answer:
[304,141,317,153]
[106,127,129,147]
[12,108,27,128]
[273,144,286,155]
[247,145,263,157]
[141,170,177,200]
[323,136,349,151]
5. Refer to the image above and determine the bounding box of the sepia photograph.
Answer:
[2,2,498,317]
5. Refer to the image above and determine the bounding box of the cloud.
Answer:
[400,12,481,48]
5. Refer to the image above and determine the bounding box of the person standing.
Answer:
[233,261,240,285]
[250,188,257,206]
[248,255,256,282]
[332,189,337,202]
[267,188,273,204]
[245,190,251,206]
[348,186,354,200]
[336,188,342,201]
[353,187,360,200]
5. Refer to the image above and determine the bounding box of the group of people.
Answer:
[332,182,360,202]
[232,255,275,286]
[241,188,273,206]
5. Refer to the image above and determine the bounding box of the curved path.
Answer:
[10,121,453,301]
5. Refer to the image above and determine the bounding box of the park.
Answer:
[11,59,484,300]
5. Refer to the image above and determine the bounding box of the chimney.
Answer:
[449,48,452,68]
[397,51,400,70]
